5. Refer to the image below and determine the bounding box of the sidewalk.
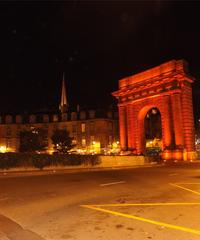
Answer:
[0,160,200,178]
[0,162,161,178]
[0,214,45,240]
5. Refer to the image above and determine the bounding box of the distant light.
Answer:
[0,146,7,153]
[152,109,157,114]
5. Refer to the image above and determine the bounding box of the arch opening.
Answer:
[144,108,162,156]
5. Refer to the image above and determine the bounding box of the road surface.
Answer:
[1,163,200,240]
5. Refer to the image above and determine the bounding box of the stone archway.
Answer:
[138,105,162,155]
[112,60,196,161]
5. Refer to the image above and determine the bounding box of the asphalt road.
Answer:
[1,163,200,240]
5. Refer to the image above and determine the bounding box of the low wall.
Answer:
[97,155,145,168]
[0,155,145,173]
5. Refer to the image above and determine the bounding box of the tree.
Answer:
[51,129,74,154]
[19,128,48,153]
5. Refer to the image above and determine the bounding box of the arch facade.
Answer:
[112,60,196,161]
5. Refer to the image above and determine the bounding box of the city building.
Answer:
[0,76,119,154]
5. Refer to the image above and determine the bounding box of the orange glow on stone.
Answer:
[112,59,196,161]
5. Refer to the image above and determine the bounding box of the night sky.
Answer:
[0,1,200,120]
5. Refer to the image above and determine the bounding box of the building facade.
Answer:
[0,110,119,154]
[0,75,119,154]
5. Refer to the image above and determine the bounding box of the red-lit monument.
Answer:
[112,60,196,161]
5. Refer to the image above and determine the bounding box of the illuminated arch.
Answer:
[113,60,196,161]
[137,105,162,154]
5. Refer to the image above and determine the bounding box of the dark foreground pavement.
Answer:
[0,214,44,240]
[1,162,200,240]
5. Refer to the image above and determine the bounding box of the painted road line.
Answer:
[170,183,200,196]
[81,204,200,235]
[100,181,126,187]
[88,202,200,207]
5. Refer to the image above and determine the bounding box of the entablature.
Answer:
[112,59,194,99]
[118,82,182,105]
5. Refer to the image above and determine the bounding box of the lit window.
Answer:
[6,138,11,148]
[90,136,95,142]
[81,123,86,133]
[6,127,12,136]
[82,138,86,146]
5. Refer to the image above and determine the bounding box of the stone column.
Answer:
[181,84,196,160]
[135,104,145,155]
[127,104,137,151]
[118,106,127,151]
[161,95,173,149]
[171,93,184,146]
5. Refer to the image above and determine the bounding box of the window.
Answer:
[52,114,58,122]
[71,112,77,121]
[61,113,68,121]
[82,138,86,146]
[43,114,49,123]
[6,138,11,148]
[107,111,112,119]
[5,115,12,124]
[89,110,95,119]
[108,122,113,131]
[90,136,95,143]
[29,115,36,123]
[109,135,112,144]
[17,126,21,137]
[80,111,86,120]
[81,123,86,133]
[16,115,22,124]
[90,122,94,133]
[6,126,11,137]
[72,125,77,133]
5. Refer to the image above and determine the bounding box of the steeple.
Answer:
[59,73,68,113]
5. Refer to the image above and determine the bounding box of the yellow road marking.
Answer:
[81,204,200,235]
[170,183,200,196]
[173,183,200,185]
[87,202,200,207]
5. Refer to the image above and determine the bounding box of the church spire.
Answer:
[59,73,68,113]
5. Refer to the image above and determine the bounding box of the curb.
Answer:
[0,214,45,240]
[0,163,162,178]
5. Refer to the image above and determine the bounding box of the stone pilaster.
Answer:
[118,106,127,150]
[171,93,184,147]
[181,84,195,159]
[161,95,173,149]
[127,104,136,151]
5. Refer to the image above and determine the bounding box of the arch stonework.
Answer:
[112,60,196,161]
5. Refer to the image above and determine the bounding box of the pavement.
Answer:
[1,161,200,240]
[0,161,161,178]
[0,159,199,178]
[0,214,45,240]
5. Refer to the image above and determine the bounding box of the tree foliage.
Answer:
[51,129,74,154]
[19,128,48,153]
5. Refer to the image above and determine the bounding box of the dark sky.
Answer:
[0,1,200,118]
